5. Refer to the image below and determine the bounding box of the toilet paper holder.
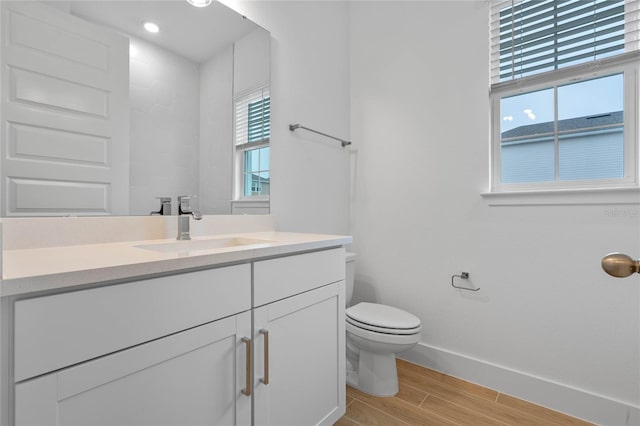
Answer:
[451,272,480,292]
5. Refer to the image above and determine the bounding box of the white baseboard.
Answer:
[400,342,639,426]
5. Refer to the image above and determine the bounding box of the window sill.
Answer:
[231,199,270,215]
[481,187,640,206]
[232,198,270,204]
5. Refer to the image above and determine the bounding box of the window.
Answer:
[489,0,640,194]
[234,87,270,199]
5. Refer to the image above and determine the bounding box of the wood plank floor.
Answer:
[335,359,594,426]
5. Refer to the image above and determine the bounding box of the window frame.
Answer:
[489,51,639,196]
[233,86,270,202]
[237,144,270,198]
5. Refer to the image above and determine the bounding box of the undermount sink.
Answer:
[135,237,274,253]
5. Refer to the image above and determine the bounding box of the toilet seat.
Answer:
[346,321,421,346]
[346,316,421,335]
[346,302,421,335]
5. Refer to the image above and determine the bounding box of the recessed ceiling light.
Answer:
[186,0,212,7]
[143,22,160,33]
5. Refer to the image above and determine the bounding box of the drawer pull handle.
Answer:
[259,329,269,385]
[241,337,252,396]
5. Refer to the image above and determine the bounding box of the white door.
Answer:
[253,283,345,426]
[15,313,252,426]
[0,1,129,216]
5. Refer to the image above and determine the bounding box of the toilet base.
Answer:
[347,350,399,397]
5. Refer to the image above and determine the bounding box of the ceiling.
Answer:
[64,0,258,63]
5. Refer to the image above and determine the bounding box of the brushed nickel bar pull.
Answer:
[289,124,352,147]
[602,253,640,278]
[259,329,269,385]
[241,337,252,396]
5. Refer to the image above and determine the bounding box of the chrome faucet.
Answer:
[150,197,172,216]
[177,196,203,240]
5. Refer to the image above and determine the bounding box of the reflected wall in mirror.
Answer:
[0,0,270,217]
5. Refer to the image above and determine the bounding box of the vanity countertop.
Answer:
[1,231,351,297]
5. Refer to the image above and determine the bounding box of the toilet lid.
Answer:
[346,302,421,330]
[346,316,421,335]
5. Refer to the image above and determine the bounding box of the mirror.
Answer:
[0,0,270,216]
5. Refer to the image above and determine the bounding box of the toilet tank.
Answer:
[345,252,356,306]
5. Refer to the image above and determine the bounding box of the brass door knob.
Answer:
[602,253,640,278]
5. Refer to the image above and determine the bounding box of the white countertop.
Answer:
[1,231,351,297]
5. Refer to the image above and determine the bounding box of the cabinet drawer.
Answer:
[253,248,345,306]
[14,264,251,382]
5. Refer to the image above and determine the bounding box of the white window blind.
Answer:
[490,0,640,83]
[234,86,270,147]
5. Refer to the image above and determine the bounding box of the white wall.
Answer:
[200,27,270,215]
[218,1,639,423]
[129,36,200,215]
[231,27,271,214]
[350,2,639,424]
[234,27,270,96]
[220,0,351,235]
[199,46,234,214]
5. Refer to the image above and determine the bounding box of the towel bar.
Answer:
[289,124,351,147]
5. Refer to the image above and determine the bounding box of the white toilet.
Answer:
[345,252,421,396]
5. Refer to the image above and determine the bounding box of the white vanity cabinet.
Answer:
[5,247,346,426]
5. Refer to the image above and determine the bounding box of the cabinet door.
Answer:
[15,312,252,426]
[253,282,345,426]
